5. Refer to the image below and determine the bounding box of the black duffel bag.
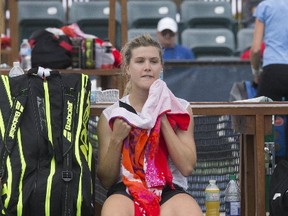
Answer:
[29,29,72,69]
[269,160,288,216]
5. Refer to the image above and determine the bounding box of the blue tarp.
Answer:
[164,61,252,102]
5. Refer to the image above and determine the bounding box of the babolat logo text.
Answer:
[9,101,24,139]
[63,100,73,142]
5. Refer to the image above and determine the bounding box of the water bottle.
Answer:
[205,179,220,216]
[101,39,114,69]
[90,76,98,104]
[9,61,24,77]
[95,43,103,69]
[19,39,32,71]
[224,174,240,216]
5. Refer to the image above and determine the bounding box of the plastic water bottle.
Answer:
[19,39,32,72]
[95,43,103,69]
[90,77,97,104]
[101,40,114,69]
[205,179,220,216]
[224,174,240,216]
[9,61,24,77]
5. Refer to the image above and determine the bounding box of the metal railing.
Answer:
[91,101,288,216]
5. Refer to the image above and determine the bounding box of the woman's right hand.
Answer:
[111,118,132,144]
[97,116,132,188]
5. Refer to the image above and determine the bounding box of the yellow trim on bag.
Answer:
[1,76,13,210]
[43,81,56,216]
[75,74,92,216]
[16,130,26,216]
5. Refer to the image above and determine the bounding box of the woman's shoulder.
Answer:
[177,97,190,109]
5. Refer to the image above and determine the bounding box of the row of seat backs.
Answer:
[126,1,236,30]
[18,1,65,42]
[18,1,122,47]
[128,28,254,58]
[18,1,235,28]
[125,0,252,58]
[68,1,122,48]
[18,1,236,43]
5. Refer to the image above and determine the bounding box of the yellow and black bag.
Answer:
[0,68,94,216]
[269,159,288,216]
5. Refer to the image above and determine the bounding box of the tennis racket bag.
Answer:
[269,159,288,216]
[0,68,94,216]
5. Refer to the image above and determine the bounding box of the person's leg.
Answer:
[101,194,134,216]
[160,193,203,216]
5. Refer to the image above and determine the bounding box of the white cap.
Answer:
[13,61,20,67]
[157,17,178,33]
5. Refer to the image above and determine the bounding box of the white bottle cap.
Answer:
[209,179,216,184]
[13,61,20,67]
[91,79,97,91]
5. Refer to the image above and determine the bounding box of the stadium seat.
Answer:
[180,1,235,30]
[69,1,121,49]
[236,28,254,55]
[181,28,236,59]
[18,1,65,42]
[127,1,177,29]
[127,28,158,42]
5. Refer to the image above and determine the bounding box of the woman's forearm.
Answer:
[160,114,197,176]
[97,140,123,189]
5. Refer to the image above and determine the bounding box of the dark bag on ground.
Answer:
[0,68,94,216]
[29,29,73,69]
[269,160,288,216]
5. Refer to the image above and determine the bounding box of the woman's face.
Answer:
[127,46,163,91]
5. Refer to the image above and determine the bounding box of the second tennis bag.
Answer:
[0,68,94,216]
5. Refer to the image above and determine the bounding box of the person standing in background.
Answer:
[156,17,195,61]
[250,0,288,164]
[250,0,288,101]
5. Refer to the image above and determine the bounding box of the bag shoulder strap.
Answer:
[61,77,79,216]
[0,75,29,213]
[119,100,137,114]
[0,75,29,178]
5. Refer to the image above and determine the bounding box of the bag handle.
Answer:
[27,67,60,80]
[0,75,29,214]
